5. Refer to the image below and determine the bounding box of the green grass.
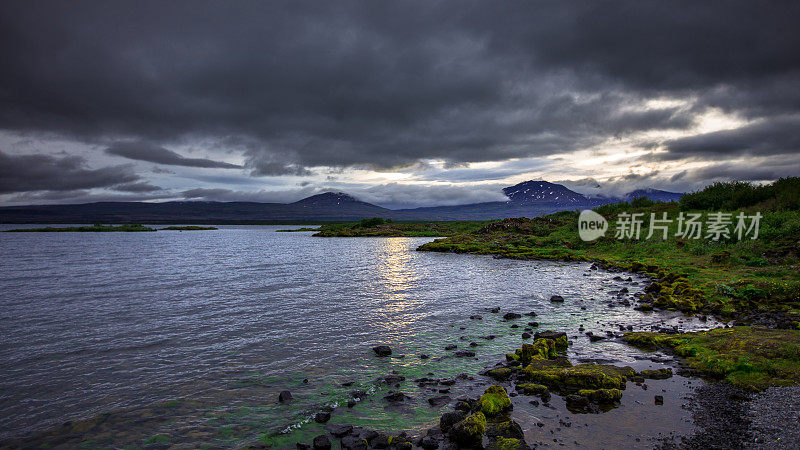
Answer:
[313,220,491,237]
[623,327,800,390]
[159,226,218,230]
[6,224,156,232]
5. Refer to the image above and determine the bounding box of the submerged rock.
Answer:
[550,295,565,302]
[454,350,476,357]
[372,345,392,357]
[314,412,331,423]
[504,312,522,320]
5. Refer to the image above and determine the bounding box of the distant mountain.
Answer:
[502,180,587,205]
[293,192,363,207]
[0,182,683,223]
[623,188,683,203]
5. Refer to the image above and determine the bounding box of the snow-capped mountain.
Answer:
[502,180,588,205]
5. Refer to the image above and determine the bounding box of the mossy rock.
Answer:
[523,363,634,390]
[450,412,486,447]
[486,437,529,450]
[506,352,520,362]
[638,368,673,379]
[487,368,513,381]
[516,383,548,395]
[623,327,800,390]
[478,385,512,417]
[516,338,557,366]
[532,331,568,350]
[577,388,622,403]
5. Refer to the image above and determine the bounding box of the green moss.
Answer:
[638,368,673,379]
[487,367,513,381]
[577,388,622,403]
[623,327,800,390]
[477,385,512,417]
[516,339,557,366]
[450,412,486,447]
[523,363,634,390]
[516,383,548,395]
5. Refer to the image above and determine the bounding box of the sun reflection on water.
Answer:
[372,238,423,337]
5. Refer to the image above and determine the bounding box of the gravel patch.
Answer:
[658,382,752,449]
[747,386,800,449]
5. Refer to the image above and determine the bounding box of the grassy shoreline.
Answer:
[313,179,800,390]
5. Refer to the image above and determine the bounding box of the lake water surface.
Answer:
[0,225,717,448]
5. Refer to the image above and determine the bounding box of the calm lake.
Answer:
[0,226,716,448]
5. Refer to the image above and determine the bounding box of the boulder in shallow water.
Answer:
[325,424,353,438]
[278,390,293,402]
[383,391,410,403]
[550,295,565,302]
[428,395,451,407]
[449,412,486,447]
[478,385,512,417]
[504,312,522,320]
[372,345,392,357]
[440,410,467,432]
[454,350,476,357]
[314,412,331,423]
[312,435,331,450]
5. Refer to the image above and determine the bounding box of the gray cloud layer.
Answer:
[0,150,147,194]
[106,142,242,168]
[0,1,798,203]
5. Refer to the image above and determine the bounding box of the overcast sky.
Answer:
[1,1,798,208]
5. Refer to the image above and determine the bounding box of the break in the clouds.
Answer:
[0,0,798,206]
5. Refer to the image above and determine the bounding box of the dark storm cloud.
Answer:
[660,116,800,160]
[2,1,797,175]
[0,150,141,193]
[105,142,242,168]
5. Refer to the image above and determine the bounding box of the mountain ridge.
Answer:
[0,181,683,223]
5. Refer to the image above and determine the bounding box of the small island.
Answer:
[159,226,218,231]
[5,224,156,232]
[275,227,321,232]
[312,218,490,237]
